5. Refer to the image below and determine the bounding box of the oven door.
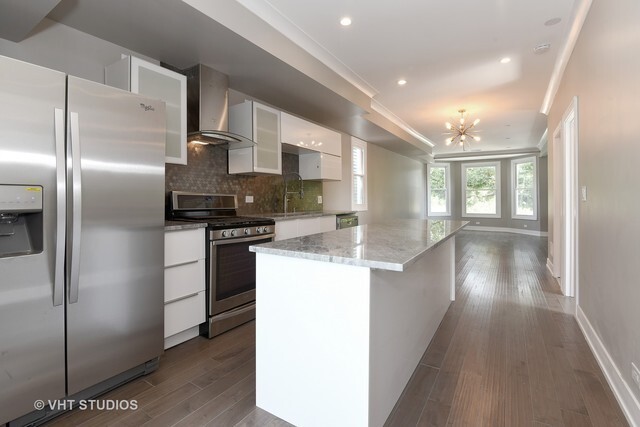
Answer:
[208,234,274,316]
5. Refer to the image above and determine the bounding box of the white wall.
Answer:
[0,18,156,84]
[324,136,427,225]
[548,0,640,418]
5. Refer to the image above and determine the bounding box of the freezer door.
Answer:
[0,56,66,423]
[65,76,166,395]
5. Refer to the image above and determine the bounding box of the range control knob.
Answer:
[256,227,262,233]
[244,228,250,235]
[221,230,228,237]
[231,229,237,237]
[263,226,270,233]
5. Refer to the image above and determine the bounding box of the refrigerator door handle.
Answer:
[69,111,82,304]
[53,108,66,307]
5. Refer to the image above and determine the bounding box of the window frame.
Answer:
[351,137,368,211]
[427,163,451,216]
[511,156,538,220]
[461,161,501,218]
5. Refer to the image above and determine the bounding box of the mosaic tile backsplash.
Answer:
[165,143,323,215]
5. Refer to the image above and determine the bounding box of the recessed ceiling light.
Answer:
[340,17,352,26]
[500,57,511,64]
[545,17,562,26]
[397,79,407,86]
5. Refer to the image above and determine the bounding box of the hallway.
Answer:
[386,231,628,426]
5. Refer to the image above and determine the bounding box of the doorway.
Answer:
[552,96,579,299]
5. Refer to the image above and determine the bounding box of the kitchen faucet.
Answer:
[283,172,304,213]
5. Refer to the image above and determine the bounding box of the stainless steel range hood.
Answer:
[185,64,255,148]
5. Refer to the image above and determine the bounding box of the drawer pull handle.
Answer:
[166,292,199,304]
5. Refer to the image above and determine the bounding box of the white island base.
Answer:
[255,237,455,427]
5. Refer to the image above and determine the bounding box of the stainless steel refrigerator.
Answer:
[0,55,165,425]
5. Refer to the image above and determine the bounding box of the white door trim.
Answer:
[550,123,562,279]
[561,96,579,300]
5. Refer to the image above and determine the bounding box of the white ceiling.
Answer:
[232,0,578,155]
[40,0,585,158]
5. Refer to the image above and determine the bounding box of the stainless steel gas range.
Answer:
[169,191,275,337]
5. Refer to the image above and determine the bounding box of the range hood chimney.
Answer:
[185,64,255,148]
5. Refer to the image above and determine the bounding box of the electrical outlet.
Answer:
[632,363,640,390]
[317,196,323,204]
[245,195,254,203]
[524,224,528,228]
[581,185,587,202]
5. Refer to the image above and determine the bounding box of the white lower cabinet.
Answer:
[297,216,336,236]
[274,219,299,241]
[164,228,206,349]
[274,215,336,241]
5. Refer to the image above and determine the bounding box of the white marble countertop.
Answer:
[247,210,355,221]
[250,219,468,272]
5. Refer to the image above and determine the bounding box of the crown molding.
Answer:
[234,0,378,99]
[540,0,593,115]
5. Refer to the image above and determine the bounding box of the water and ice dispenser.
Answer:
[0,185,44,258]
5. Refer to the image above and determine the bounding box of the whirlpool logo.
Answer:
[139,103,155,112]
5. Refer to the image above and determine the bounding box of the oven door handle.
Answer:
[210,233,275,246]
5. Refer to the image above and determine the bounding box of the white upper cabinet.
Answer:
[299,152,342,181]
[280,112,341,156]
[228,101,282,175]
[105,56,187,165]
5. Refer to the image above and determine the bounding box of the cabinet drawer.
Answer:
[165,228,205,267]
[164,290,205,338]
[164,259,206,303]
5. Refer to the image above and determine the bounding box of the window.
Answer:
[462,162,501,218]
[511,156,537,220]
[351,137,367,211]
[427,163,451,216]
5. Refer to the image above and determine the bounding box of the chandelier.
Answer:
[445,109,481,150]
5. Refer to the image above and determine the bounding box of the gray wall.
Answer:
[434,156,548,232]
[548,0,640,406]
[0,18,157,84]
[324,136,427,225]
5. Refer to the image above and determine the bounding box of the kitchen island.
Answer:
[250,219,467,427]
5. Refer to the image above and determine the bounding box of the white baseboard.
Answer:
[576,306,640,427]
[546,258,560,278]
[464,225,548,237]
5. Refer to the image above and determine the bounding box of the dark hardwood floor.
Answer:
[45,231,627,426]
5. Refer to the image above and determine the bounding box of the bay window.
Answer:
[427,163,451,216]
[511,157,537,219]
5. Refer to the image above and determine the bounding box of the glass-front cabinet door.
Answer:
[228,100,282,175]
[252,102,281,174]
[105,56,187,165]
[131,58,187,165]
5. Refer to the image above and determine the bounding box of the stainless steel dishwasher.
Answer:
[336,213,358,229]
